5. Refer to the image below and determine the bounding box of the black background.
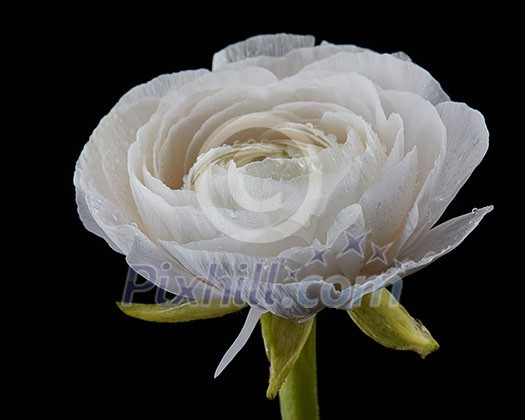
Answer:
[40,5,513,418]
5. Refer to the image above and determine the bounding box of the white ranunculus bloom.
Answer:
[75,34,492,374]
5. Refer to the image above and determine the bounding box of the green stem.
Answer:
[278,318,319,420]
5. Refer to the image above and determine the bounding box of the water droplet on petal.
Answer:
[229,209,240,219]
[472,207,478,213]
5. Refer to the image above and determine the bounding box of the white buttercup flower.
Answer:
[75,34,492,379]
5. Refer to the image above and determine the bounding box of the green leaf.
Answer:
[116,300,246,323]
[348,287,439,357]
[260,313,315,400]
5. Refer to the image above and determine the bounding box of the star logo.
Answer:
[285,267,298,281]
[368,242,391,264]
[309,246,328,266]
[339,232,367,258]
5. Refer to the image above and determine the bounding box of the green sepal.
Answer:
[116,300,246,323]
[278,318,319,420]
[348,287,439,357]
[260,313,315,400]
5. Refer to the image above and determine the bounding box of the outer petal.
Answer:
[379,90,447,254]
[158,238,333,318]
[400,102,489,253]
[430,102,489,208]
[434,102,489,211]
[158,240,296,289]
[212,34,315,70]
[213,46,368,80]
[279,204,366,281]
[213,36,371,79]
[300,52,449,105]
[126,231,223,301]
[75,188,120,252]
[75,186,139,254]
[74,100,159,253]
[410,102,489,248]
[75,70,210,252]
[400,206,493,263]
[338,206,493,310]
[157,205,366,317]
[135,207,492,316]
[116,69,209,109]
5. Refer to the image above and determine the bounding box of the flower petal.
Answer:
[379,90,447,254]
[158,240,292,287]
[125,231,223,301]
[157,239,330,318]
[319,40,370,53]
[183,92,271,178]
[380,90,446,183]
[212,34,315,70]
[420,102,489,236]
[400,206,493,263]
[178,234,309,258]
[129,172,223,243]
[214,306,266,377]
[337,206,493,310]
[391,51,412,62]
[272,71,384,123]
[400,102,489,252]
[74,101,159,253]
[301,52,449,105]
[358,147,418,250]
[273,101,349,123]
[214,38,368,78]
[75,187,121,253]
[154,69,278,187]
[435,103,489,195]
[280,204,366,281]
[312,116,386,238]
[116,70,209,109]
[75,187,138,254]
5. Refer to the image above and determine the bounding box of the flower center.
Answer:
[180,112,349,243]
[184,114,339,190]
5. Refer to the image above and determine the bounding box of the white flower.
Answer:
[74,34,492,374]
